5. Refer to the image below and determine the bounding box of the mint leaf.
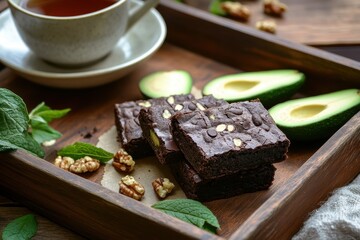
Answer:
[0,88,44,157]
[28,102,50,117]
[30,118,62,144]
[2,214,38,240]
[58,142,113,163]
[29,102,70,143]
[152,199,220,233]
[209,0,228,16]
[29,102,70,123]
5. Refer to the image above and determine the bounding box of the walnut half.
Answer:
[256,20,277,33]
[112,149,135,173]
[54,156,75,171]
[221,1,251,21]
[69,156,100,173]
[119,175,145,201]
[263,0,287,16]
[54,156,100,173]
[152,178,175,199]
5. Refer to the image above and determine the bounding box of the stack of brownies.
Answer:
[115,94,290,201]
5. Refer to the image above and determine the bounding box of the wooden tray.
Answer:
[0,1,360,239]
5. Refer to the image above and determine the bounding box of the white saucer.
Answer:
[0,6,166,88]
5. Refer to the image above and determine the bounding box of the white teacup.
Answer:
[7,0,159,66]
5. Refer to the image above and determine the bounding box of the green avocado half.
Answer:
[202,69,305,107]
[269,89,360,141]
[139,70,193,99]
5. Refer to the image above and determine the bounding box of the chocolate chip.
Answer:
[83,132,92,139]
[190,117,207,127]
[260,113,268,121]
[190,118,199,125]
[252,114,262,126]
[262,124,270,131]
[227,107,243,115]
[188,103,197,111]
[123,109,133,118]
[133,109,140,117]
[242,120,251,130]
[207,129,217,138]
[198,119,207,128]
[202,131,213,143]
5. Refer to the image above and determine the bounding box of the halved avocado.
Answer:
[139,70,193,99]
[202,70,305,107]
[269,89,360,141]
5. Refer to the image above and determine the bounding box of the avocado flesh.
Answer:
[202,70,305,108]
[139,70,193,98]
[269,89,360,141]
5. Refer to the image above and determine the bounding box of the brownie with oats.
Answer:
[139,95,227,164]
[114,94,194,158]
[171,158,276,201]
[171,100,290,179]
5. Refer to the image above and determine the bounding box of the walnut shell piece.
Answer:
[112,149,135,173]
[152,178,175,199]
[68,156,100,173]
[221,1,251,21]
[119,175,145,201]
[54,156,75,171]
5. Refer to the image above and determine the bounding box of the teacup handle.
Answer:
[126,0,160,31]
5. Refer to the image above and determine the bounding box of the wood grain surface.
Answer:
[0,0,360,239]
[181,0,360,46]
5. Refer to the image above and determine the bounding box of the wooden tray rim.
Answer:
[0,1,359,239]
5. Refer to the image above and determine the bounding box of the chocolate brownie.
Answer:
[171,158,276,201]
[114,94,194,158]
[171,100,290,179]
[139,95,227,164]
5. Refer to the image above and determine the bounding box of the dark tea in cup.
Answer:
[8,0,159,66]
[20,0,118,17]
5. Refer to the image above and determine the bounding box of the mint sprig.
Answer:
[0,88,44,157]
[2,214,38,240]
[152,199,220,233]
[58,142,113,163]
[0,88,70,157]
[29,102,70,144]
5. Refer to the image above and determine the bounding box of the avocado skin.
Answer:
[272,103,360,141]
[202,70,305,108]
[233,78,305,108]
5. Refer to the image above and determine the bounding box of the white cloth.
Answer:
[293,174,360,240]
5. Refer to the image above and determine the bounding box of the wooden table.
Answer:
[0,192,83,239]
[1,0,359,238]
